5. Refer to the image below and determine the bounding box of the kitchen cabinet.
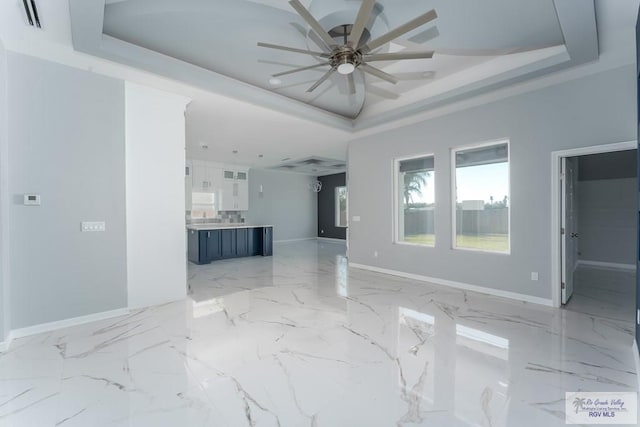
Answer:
[262,227,273,256]
[236,228,249,257]
[220,167,249,211]
[248,227,262,256]
[187,229,222,264]
[221,229,237,258]
[188,226,273,264]
[191,162,222,193]
[205,230,222,260]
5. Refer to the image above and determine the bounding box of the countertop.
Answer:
[186,224,273,231]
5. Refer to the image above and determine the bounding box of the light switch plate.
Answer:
[23,194,40,205]
[82,221,106,232]
[352,216,361,222]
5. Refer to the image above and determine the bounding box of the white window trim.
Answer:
[335,186,348,228]
[393,153,436,247]
[451,139,511,254]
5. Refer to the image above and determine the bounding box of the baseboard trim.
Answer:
[633,340,640,392]
[0,331,14,352]
[274,237,317,243]
[9,308,130,342]
[577,260,636,271]
[348,262,554,307]
[317,237,346,243]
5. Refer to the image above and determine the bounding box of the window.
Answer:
[335,186,347,227]
[396,155,435,246]
[453,141,509,253]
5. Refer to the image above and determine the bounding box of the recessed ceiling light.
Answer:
[258,154,264,158]
[200,142,209,149]
[269,78,282,85]
[232,150,238,154]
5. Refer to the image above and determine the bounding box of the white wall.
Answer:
[348,65,636,302]
[578,178,637,266]
[0,39,9,343]
[125,82,190,309]
[246,169,318,242]
[8,53,127,328]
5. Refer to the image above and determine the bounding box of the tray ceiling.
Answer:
[69,0,598,130]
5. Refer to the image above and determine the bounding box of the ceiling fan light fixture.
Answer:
[337,62,355,75]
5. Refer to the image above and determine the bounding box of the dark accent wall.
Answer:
[578,150,637,181]
[635,4,640,353]
[317,173,346,240]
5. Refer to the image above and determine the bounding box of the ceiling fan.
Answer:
[257,0,437,94]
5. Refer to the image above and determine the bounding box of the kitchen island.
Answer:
[187,224,273,264]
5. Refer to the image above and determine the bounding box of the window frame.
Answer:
[393,153,436,247]
[450,139,511,254]
[335,186,348,228]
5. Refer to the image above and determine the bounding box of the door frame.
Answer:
[550,140,637,308]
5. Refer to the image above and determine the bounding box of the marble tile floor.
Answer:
[564,265,636,333]
[0,240,638,426]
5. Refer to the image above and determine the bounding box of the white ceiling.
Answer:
[0,1,638,170]
[100,0,565,120]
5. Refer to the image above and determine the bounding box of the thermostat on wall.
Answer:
[23,194,40,206]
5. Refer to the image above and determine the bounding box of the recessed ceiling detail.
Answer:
[269,156,346,175]
[256,0,438,119]
[69,0,598,130]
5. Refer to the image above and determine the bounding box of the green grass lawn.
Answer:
[403,233,509,252]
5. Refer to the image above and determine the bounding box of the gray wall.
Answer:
[0,39,8,341]
[8,53,127,328]
[317,173,346,240]
[246,169,317,242]
[348,65,636,300]
[578,178,637,265]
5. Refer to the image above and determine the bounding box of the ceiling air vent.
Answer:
[22,0,41,28]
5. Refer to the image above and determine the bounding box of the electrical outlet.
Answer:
[321,229,324,234]
[530,272,539,281]
[373,250,378,258]
[82,221,106,232]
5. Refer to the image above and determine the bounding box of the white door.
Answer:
[561,157,579,304]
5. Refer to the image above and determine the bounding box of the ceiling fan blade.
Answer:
[307,67,337,92]
[360,63,398,84]
[365,51,434,61]
[273,62,330,77]
[348,0,375,48]
[363,9,437,53]
[348,74,356,95]
[257,42,329,57]
[289,0,337,51]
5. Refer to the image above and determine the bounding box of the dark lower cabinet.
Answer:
[236,228,249,257]
[189,226,273,264]
[221,229,236,258]
[188,229,222,264]
[206,230,222,261]
[262,227,273,256]
[248,227,262,256]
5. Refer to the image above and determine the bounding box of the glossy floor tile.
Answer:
[0,241,638,426]
[565,266,636,338]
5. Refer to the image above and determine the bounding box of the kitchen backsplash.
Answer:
[187,210,246,224]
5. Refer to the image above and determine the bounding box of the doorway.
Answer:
[551,141,637,307]
[551,141,637,321]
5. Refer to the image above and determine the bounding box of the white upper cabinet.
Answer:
[220,167,249,211]
[188,161,249,211]
[191,161,223,194]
